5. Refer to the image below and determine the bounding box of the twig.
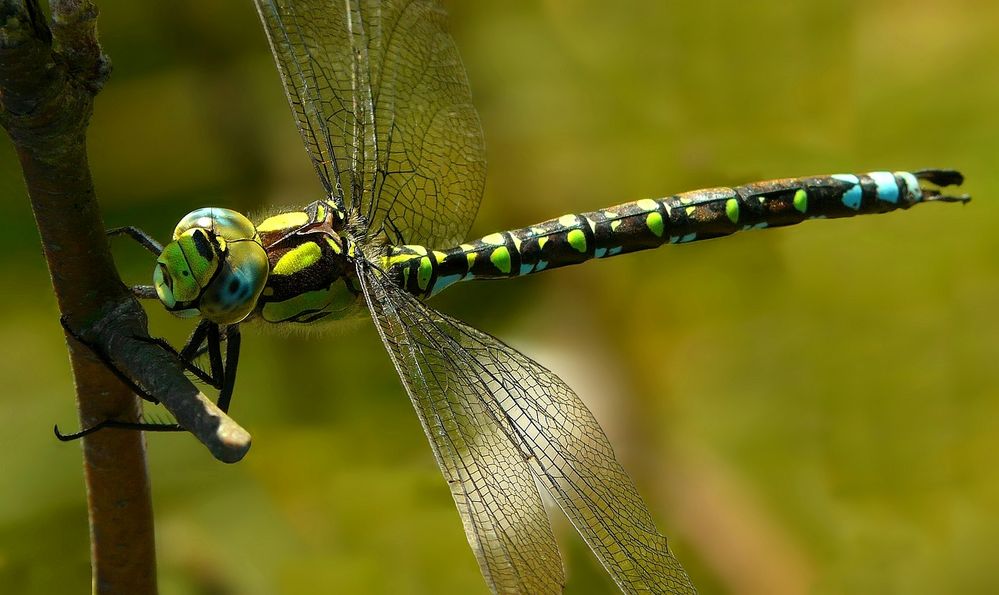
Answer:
[76,299,253,463]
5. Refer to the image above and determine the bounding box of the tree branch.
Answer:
[1,0,251,591]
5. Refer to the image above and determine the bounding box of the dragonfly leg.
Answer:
[55,313,241,441]
[53,319,228,441]
[131,320,236,408]
[59,316,160,404]
[154,319,225,388]
[54,317,184,440]
[107,226,163,255]
[128,338,217,388]
[106,227,163,299]
[54,420,184,441]
[216,326,241,413]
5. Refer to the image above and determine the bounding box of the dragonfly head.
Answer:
[154,208,269,325]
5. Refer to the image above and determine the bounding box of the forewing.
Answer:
[360,268,695,595]
[253,0,486,247]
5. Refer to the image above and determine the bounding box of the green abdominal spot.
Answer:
[725,198,740,224]
[646,212,664,237]
[490,246,512,274]
[567,229,587,253]
[794,188,808,213]
[418,256,433,290]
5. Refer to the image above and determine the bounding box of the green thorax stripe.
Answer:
[385,172,924,298]
[255,200,362,324]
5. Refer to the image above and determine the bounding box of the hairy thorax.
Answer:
[252,201,368,325]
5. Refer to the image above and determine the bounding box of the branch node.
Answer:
[50,0,111,92]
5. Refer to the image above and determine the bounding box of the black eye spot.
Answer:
[182,270,190,277]
[229,279,241,294]
[192,230,215,261]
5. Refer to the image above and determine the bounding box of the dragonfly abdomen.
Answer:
[386,170,964,298]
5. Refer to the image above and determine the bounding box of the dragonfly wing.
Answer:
[253,0,486,247]
[360,267,695,595]
[359,266,565,594]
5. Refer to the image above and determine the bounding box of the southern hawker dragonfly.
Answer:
[59,1,969,593]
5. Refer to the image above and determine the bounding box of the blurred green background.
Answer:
[2,0,997,593]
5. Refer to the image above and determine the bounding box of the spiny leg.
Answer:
[133,319,223,389]
[57,316,160,405]
[168,322,240,413]
[180,319,225,389]
[216,326,241,414]
[54,320,235,440]
[107,226,164,255]
[106,226,162,300]
[57,419,191,441]
[54,317,185,441]
[123,319,233,393]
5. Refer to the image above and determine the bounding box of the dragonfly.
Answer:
[57,1,970,593]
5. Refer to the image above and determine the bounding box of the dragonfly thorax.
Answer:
[250,201,365,325]
[154,207,269,325]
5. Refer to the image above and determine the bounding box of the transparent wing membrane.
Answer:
[361,265,565,593]
[360,265,695,595]
[253,0,486,247]
[255,1,694,591]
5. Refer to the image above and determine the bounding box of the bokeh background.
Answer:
[2,1,997,593]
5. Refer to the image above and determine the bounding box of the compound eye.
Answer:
[158,262,172,291]
[153,261,175,307]
[158,207,264,323]
[174,207,259,243]
[198,237,270,325]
